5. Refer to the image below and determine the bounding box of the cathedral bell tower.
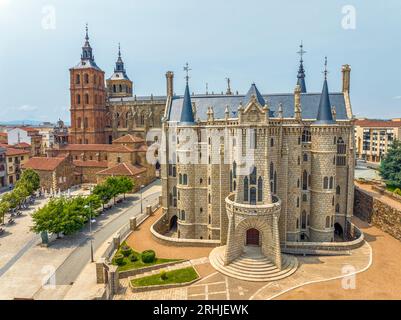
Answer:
[69,24,106,144]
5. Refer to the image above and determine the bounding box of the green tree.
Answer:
[17,169,40,194]
[2,191,20,209]
[379,139,401,188]
[117,177,134,200]
[104,177,122,204]
[92,183,113,209]
[0,201,10,225]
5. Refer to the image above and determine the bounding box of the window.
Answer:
[303,153,308,162]
[85,94,89,104]
[336,204,340,213]
[301,211,307,229]
[297,156,300,165]
[329,177,334,189]
[250,167,257,185]
[117,157,121,163]
[76,94,81,104]
[302,129,311,143]
[208,193,211,204]
[270,162,274,179]
[270,138,274,147]
[179,174,182,184]
[183,174,188,185]
[230,171,233,192]
[180,210,186,221]
[274,171,277,194]
[208,214,211,224]
[258,177,263,201]
[297,179,300,188]
[76,74,80,84]
[336,185,341,195]
[200,208,203,213]
[296,218,299,229]
[303,170,308,190]
[84,73,89,84]
[77,117,82,128]
[337,137,346,166]
[297,197,300,208]
[199,178,203,184]
[302,194,307,202]
[326,216,331,228]
[244,177,249,202]
[84,117,88,128]
[233,161,237,178]
[323,177,329,189]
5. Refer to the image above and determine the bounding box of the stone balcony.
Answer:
[225,193,281,218]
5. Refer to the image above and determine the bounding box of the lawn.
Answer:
[112,242,182,272]
[131,267,199,287]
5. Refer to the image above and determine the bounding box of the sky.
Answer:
[0,0,400,122]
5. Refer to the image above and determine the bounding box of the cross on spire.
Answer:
[297,41,306,62]
[323,56,329,80]
[184,62,191,84]
[85,23,89,41]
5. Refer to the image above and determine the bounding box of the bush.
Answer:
[114,254,125,266]
[141,250,156,263]
[121,245,133,257]
[160,270,168,281]
[394,188,401,196]
[130,255,138,262]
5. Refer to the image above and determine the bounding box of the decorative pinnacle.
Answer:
[297,41,306,63]
[226,77,232,95]
[85,23,89,41]
[184,62,191,85]
[323,56,329,80]
[118,43,121,58]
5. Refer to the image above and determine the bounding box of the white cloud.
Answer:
[18,105,38,111]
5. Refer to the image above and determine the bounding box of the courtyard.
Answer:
[113,209,401,300]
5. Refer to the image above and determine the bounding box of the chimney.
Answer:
[166,71,174,97]
[342,64,351,93]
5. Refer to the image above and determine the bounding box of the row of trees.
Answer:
[31,176,134,238]
[0,169,40,224]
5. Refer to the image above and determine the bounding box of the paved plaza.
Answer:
[114,208,401,300]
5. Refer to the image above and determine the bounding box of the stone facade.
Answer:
[160,61,355,269]
[354,187,401,241]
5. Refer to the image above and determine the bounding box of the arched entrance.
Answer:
[169,215,178,231]
[246,228,260,246]
[334,223,343,237]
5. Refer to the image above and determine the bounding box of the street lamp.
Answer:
[136,177,145,214]
[84,203,95,263]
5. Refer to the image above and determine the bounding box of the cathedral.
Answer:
[69,25,167,145]
[159,50,356,280]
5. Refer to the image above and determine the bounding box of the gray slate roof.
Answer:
[168,91,348,122]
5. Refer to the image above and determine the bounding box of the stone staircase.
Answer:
[209,246,298,282]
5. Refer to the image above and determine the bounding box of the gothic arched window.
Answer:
[250,167,257,185]
[233,161,237,178]
[84,73,89,84]
[303,153,308,162]
[76,94,81,105]
[301,210,307,229]
[303,170,308,190]
[85,93,89,104]
[244,177,249,202]
[323,177,329,189]
[336,185,341,195]
[183,174,188,185]
[76,74,80,84]
[258,177,263,201]
[329,177,334,189]
[270,162,274,179]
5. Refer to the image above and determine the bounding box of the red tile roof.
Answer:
[23,157,66,171]
[73,160,109,168]
[58,144,134,153]
[355,119,401,128]
[5,147,30,156]
[113,134,145,144]
[0,132,7,136]
[13,142,31,148]
[96,162,147,176]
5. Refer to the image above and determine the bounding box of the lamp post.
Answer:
[136,176,145,214]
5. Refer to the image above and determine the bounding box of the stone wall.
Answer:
[354,187,401,241]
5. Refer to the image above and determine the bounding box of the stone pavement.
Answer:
[276,216,401,300]
[113,240,371,300]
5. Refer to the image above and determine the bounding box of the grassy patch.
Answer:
[131,267,198,287]
[386,184,399,192]
[112,242,181,272]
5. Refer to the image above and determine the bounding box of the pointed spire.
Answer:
[296,42,307,93]
[180,63,195,125]
[315,57,335,124]
[115,43,125,73]
[81,23,94,62]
